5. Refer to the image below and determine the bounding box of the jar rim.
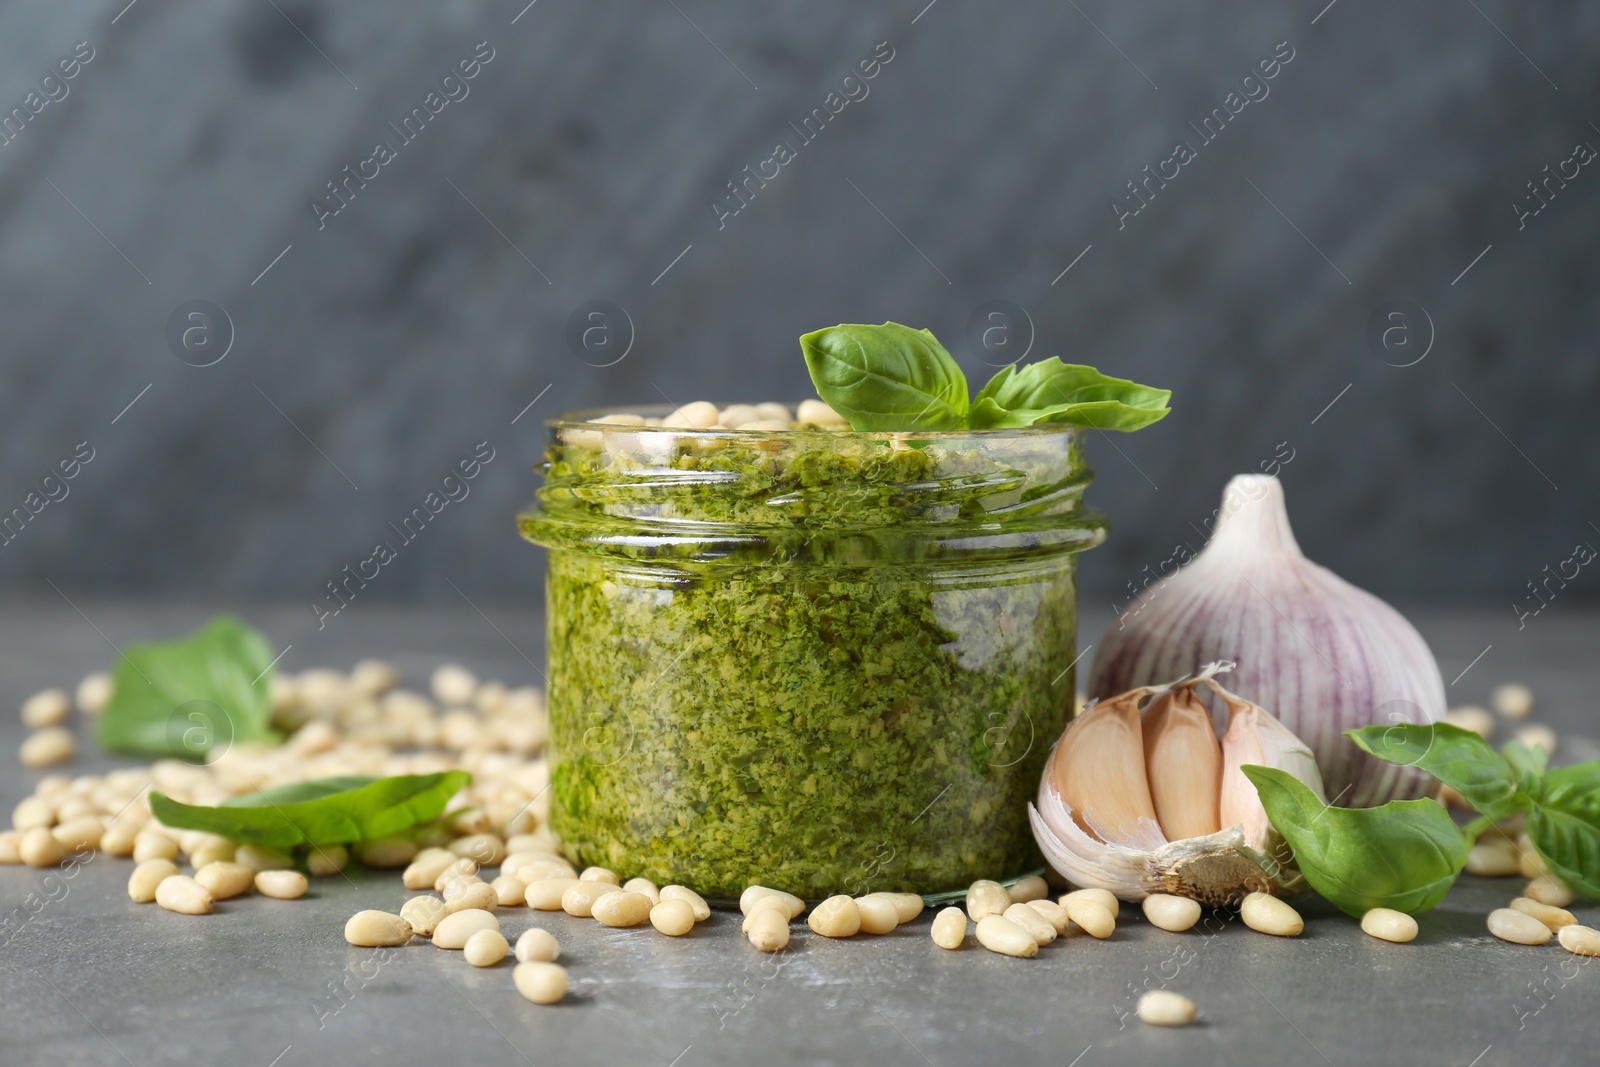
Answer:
[547,405,1087,440]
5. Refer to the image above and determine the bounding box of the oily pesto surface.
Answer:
[524,425,1099,898]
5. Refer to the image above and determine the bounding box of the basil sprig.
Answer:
[1242,766,1468,917]
[150,772,472,848]
[97,616,280,760]
[799,322,1170,432]
[1349,722,1600,898]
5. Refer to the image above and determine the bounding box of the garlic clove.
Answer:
[1143,689,1223,841]
[1046,698,1166,851]
[1217,686,1326,853]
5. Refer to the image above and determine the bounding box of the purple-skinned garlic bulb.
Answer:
[1089,474,1445,807]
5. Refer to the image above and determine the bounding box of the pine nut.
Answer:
[797,399,847,426]
[431,664,478,705]
[808,895,862,938]
[188,842,235,869]
[593,891,653,928]
[402,848,459,890]
[650,899,696,936]
[357,836,419,868]
[931,907,967,949]
[856,895,900,935]
[491,875,527,906]
[195,861,255,900]
[561,879,618,918]
[76,672,113,715]
[128,859,180,903]
[527,877,581,911]
[1240,893,1302,937]
[755,402,791,422]
[133,831,178,864]
[886,893,924,924]
[1137,991,1196,1027]
[450,834,507,867]
[400,896,447,937]
[432,908,499,949]
[975,914,1038,957]
[1008,875,1049,903]
[256,870,309,899]
[52,816,104,853]
[1558,924,1600,957]
[741,896,791,932]
[0,831,20,864]
[966,880,1010,922]
[1026,899,1071,935]
[513,961,568,1005]
[235,844,294,872]
[463,929,509,966]
[157,875,215,915]
[1465,841,1520,877]
[516,928,562,963]
[1488,907,1552,945]
[622,877,661,904]
[1444,705,1494,737]
[20,727,75,769]
[579,865,620,886]
[746,907,790,952]
[99,818,139,857]
[1004,902,1057,946]
[1359,908,1418,943]
[660,885,711,921]
[1491,683,1534,720]
[444,882,498,914]
[1513,724,1557,759]
[19,827,65,868]
[345,910,412,946]
[1525,875,1577,908]
[307,845,349,877]
[22,689,72,728]
[740,885,805,919]
[1509,897,1575,932]
[432,858,477,891]
[1519,847,1548,879]
[13,796,55,830]
[513,859,578,884]
[1142,894,1202,932]
[663,401,719,429]
[1060,888,1120,918]
[1064,896,1116,939]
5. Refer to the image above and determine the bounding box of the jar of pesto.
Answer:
[520,409,1106,900]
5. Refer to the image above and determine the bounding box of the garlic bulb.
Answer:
[1029,663,1324,904]
[1091,474,1445,807]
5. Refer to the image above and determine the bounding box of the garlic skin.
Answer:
[1090,474,1445,807]
[1029,663,1325,905]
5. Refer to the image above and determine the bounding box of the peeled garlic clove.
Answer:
[1089,474,1446,807]
[1143,690,1222,841]
[1046,697,1166,851]
[1031,664,1323,906]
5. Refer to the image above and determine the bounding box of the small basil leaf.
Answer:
[1243,765,1468,917]
[1501,737,1550,780]
[966,396,1039,429]
[799,322,968,431]
[97,616,279,760]
[974,357,1171,431]
[1345,722,1525,820]
[1523,763,1600,898]
[149,771,472,848]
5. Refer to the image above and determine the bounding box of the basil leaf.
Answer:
[1523,763,1600,898]
[97,616,279,760]
[1345,722,1525,821]
[799,322,968,431]
[970,357,1171,431]
[1501,737,1549,781]
[1243,765,1468,917]
[149,772,472,848]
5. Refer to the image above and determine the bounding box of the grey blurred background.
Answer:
[0,0,1595,623]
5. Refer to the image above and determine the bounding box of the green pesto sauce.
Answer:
[522,427,1097,899]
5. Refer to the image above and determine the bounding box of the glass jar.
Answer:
[519,409,1106,900]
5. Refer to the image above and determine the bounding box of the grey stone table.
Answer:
[1,601,1593,1067]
